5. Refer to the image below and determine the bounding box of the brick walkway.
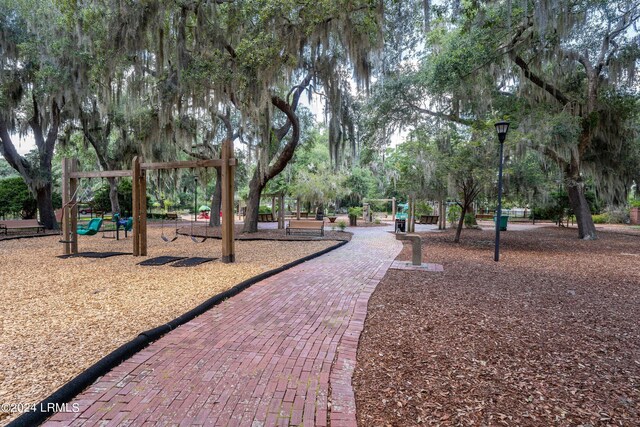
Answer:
[44,226,401,427]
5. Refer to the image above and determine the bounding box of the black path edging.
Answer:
[7,239,349,427]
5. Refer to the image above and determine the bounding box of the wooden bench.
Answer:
[475,214,494,220]
[0,219,45,235]
[417,215,439,225]
[165,212,179,220]
[258,213,276,222]
[286,220,324,236]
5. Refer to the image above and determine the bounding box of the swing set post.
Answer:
[61,158,79,255]
[221,138,235,263]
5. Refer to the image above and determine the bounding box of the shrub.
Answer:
[592,214,608,224]
[258,205,272,214]
[447,204,461,225]
[630,199,640,208]
[348,207,362,218]
[337,220,347,231]
[604,207,629,224]
[464,213,476,228]
[0,177,37,218]
[416,201,433,216]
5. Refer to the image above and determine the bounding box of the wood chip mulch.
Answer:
[353,226,640,426]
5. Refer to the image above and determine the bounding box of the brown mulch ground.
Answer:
[354,226,640,426]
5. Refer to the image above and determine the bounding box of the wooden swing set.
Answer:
[60,141,237,263]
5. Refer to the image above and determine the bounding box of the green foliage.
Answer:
[0,177,37,218]
[344,167,377,206]
[91,180,134,215]
[415,201,433,215]
[0,159,18,179]
[348,207,363,218]
[464,213,476,228]
[591,214,608,224]
[258,206,272,214]
[630,200,640,208]
[447,204,461,225]
[337,220,347,231]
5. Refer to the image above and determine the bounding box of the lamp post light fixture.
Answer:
[494,120,510,262]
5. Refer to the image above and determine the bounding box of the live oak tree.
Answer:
[363,0,640,239]
[0,0,85,229]
[60,0,384,233]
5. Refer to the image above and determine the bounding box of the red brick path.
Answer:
[44,227,401,426]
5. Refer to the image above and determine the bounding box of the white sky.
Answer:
[4,135,36,156]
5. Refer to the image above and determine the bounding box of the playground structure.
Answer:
[60,140,237,262]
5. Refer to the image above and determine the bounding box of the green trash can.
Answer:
[493,215,509,231]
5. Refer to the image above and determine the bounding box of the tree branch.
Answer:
[266,95,300,182]
[404,100,474,126]
[510,53,571,105]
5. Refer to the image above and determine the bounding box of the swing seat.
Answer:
[162,234,179,243]
[161,216,179,243]
[77,218,103,236]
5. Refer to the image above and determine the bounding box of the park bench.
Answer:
[475,214,494,220]
[258,213,275,222]
[0,219,46,235]
[165,212,179,220]
[417,215,439,225]
[286,220,324,236]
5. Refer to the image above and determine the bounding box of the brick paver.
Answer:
[43,226,401,426]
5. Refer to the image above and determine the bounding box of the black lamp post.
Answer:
[494,120,510,262]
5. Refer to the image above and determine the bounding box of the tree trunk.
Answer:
[210,168,222,227]
[454,204,466,243]
[0,101,60,230]
[36,183,57,229]
[566,176,597,239]
[242,92,305,233]
[438,200,446,230]
[243,178,263,233]
[107,177,120,214]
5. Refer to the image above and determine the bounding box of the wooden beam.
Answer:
[141,158,237,171]
[67,159,238,178]
[139,169,148,256]
[69,170,133,179]
[132,157,141,256]
[61,158,70,255]
[69,159,78,254]
[221,140,235,263]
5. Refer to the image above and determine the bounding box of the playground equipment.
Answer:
[60,139,237,262]
[102,213,133,240]
[395,202,409,220]
[161,213,179,243]
[77,218,103,236]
